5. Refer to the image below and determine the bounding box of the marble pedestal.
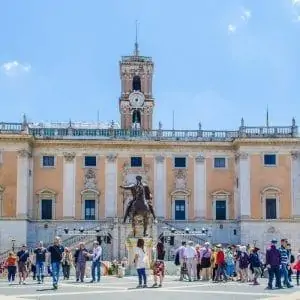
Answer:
[125,237,154,275]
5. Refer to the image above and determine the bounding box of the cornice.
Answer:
[233,138,300,146]
[0,134,34,142]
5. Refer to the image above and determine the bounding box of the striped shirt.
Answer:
[279,246,289,265]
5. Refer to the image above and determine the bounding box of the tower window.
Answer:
[132,110,141,124]
[132,75,141,91]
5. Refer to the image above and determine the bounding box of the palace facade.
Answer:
[1,43,300,257]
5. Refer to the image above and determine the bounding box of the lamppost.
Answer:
[11,238,16,252]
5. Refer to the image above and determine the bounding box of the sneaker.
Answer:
[143,284,147,288]
[152,283,158,288]
[136,285,142,288]
[53,283,58,289]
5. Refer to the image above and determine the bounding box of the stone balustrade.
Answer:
[0,121,297,141]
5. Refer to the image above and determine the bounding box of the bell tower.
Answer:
[119,25,154,130]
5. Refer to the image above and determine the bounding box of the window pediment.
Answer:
[261,186,281,196]
[170,188,191,197]
[36,188,57,196]
[211,190,231,198]
[81,188,100,196]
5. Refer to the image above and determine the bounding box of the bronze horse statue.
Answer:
[120,176,156,237]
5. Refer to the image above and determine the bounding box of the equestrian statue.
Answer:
[120,175,157,237]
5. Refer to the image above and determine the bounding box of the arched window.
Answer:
[132,110,141,125]
[261,186,281,220]
[36,188,57,220]
[132,76,141,91]
[81,188,100,220]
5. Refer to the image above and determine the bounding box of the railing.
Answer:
[121,55,152,62]
[0,122,298,141]
[0,122,22,133]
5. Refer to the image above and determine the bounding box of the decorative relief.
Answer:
[291,151,300,160]
[63,152,76,162]
[121,161,150,185]
[235,152,248,161]
[174,169,187,190]
[106,153,117,162]
[84,169,97,189]
[195,154,205,163]
[17,149,31,158]
[155,155,165,163]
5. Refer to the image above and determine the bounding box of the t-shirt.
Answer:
[47,245,64,263]
[134,247,146,269]
[17,250,29,263]
[34,248,47,263]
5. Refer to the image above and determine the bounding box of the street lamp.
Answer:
[64,228,69,234]
[79,227,84,233]
[185,227,190,234]
[95,227,100,233]
[171,227,175,233]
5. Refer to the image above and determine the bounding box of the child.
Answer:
[292,253,300,286]
[6,252,17,285]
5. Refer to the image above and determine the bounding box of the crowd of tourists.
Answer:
[1,236,300,291]
[174,238,300,289]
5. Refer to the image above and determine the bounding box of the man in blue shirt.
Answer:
[47,237,64,290]
[279,239,293,288]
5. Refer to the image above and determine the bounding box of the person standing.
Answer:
[61,248,73,280]
[175,241,187,281]
[266,239,282,290]
[33,241,47,284]
[215,245,227,282]
[90,241,102,283]
[134,238,147,288]
[74,242,89,283]
[47,237,64,290]
[292,253,300,286]
[152,241,165,287]
[16,245,29,285]
[279,239,293,288]
[200,242,212,281]
[6,251,17,285]
[249,247,262,285]
[183,241,196,282]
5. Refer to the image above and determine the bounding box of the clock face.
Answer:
[129,92,145,108]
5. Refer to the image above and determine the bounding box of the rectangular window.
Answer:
[214,157,226,168]
[41,199,52,220]
[215,200,226,220]
[266,198,277,219]
[264,154,276,166]
[130,156,142,167]
[42,156,55,167]
[85,200,96,220]
[174,157,186,168]
[84,156,97,167]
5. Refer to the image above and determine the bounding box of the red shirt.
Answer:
[293,261,300,271]
[216,250,225,265]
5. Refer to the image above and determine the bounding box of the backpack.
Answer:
[174,251,180,266]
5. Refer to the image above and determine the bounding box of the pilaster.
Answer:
[16,149,31,218]
[63,152,76,219]
[236,152,251,219]
[154,155,166,218]
[291,151,300,218]
[194,154,206,219]
[104,153,118,217]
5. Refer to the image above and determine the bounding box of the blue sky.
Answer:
[1,0,300,130]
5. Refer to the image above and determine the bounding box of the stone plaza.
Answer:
[0,276,299,300]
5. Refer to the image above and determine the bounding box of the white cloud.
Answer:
[227,7,251,34]
[1,61,31,76]
[241,9,252,23]
[228,24,237,34]
[292,0,300,5]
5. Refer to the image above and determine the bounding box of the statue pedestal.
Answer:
[125,237,154,276]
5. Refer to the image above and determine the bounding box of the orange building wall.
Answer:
[250,154,291,219]
[33,155,63,219]
[0,151,17,217]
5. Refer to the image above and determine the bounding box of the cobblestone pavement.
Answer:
[0,277,299,300]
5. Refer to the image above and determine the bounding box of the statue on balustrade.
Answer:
[120,175,157,237]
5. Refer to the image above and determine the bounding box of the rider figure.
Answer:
[121,175,157,223]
